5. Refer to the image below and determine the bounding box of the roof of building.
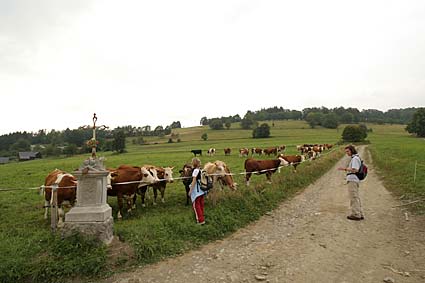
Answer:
[18,151,41,160]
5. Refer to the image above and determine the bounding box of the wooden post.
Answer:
[51,184,58,233]
[414,160,418,183]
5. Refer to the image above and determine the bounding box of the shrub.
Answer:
[252,123,270,138]
[342,125,367,142]
[405,108,425,137]
[209,119,224,130]
[322,113,339,129]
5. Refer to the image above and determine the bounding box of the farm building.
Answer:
[0,157,9,164]
[18,151,42,161]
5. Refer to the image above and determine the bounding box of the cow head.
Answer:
[143,165,160,183]
[139,166,157,186]
[163,166,174,183]
[180,164,193,186]
[278,157,290,167]
[209,160,237,190]
[56,173,78,188]
[222,165,237,190]
[106,172,112,189]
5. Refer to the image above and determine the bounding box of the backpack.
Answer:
[197,169,213,192]
[355,160,368,180]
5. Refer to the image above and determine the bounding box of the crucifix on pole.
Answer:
[80,113,109,158]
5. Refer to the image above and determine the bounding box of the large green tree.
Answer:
[305,112,323,128]
[406,108,425,137]
[209,118,224,130]
[10,138,31,152]
[342,125,367,142]
[252,123,270,138]
[322,113,339,129]
[112,131,126,153]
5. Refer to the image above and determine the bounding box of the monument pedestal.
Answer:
[62,160,114,245]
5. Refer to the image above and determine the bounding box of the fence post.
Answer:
[51,184,58,233]
[414,160,418,183]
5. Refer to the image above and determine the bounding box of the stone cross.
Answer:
[64,113,113,244]
[80,113,108,158]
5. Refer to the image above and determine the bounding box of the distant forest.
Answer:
[0,106,418,159]
[200,106,417,126]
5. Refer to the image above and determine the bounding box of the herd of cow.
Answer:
[41,143,333,224]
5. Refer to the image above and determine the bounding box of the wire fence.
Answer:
[374,154,425,184]
[0,148,338,192]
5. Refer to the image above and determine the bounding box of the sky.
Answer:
[1,0,425,135]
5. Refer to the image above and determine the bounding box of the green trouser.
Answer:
[347,181,363,218]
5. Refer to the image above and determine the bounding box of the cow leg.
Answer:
[293,164,298,173]
[266,172,272,184]
[44,200,49,219]
[160,185,165,203]
[133,188,140,209]
[132,194,137,210]
[140,186,147,207]
[130,190,137,210]
[117,194,123,220]
[185,185,190,205]
[153,187,158,205]
[125,194,134,214]
[130,194,135,211]
[245,173,252,186]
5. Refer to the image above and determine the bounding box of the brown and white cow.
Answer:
[324,143,333,150]
[42,169,78,226]
[137,166,174,207]
[179,163,193,205]
[312,145,322,159]
[209,160,237,190]
[263,147,278,156]
[278,154,305,172]
[251,148,263,156]
[244,157,289,186]
[207,148,216,156]
[239,148,249,157]
[224,148,231,156]
[107,165,157,219]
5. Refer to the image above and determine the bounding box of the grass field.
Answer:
[0,120,423,282]
[367,124,425,211]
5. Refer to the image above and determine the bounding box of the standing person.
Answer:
[188,157,206,225]
[338,145,364,221]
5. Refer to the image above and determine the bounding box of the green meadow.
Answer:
[367,124,425,210]
[0,120,423,282]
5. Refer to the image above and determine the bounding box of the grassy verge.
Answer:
[368,124,425,213]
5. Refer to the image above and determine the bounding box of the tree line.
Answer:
[1,106,423,159]
[0,121,183,159]
[201,106,419,130]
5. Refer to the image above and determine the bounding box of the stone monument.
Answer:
[62,114,113,244]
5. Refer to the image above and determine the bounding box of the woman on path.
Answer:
[338,145,364,221]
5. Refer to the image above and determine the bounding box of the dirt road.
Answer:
[102,147,425,283]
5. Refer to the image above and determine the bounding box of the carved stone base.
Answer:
[62,216,114,245]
